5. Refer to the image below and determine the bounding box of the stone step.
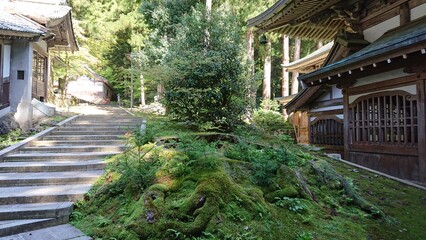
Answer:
[73,115,143,122]
[0,184,93,205]
[0,217,68,237]
[49,130,127,136]
[19,145,127,153]
[0,171,104,187]
[42,135,124,140]
[29,140,126,147]
[56,126,133,131]
[72,121,140,124]
[63,125,138,130]
[0,160,106,173]
[3,152,120,162]
[0,224,91,240]
[0,202,72,220]
[65,121,140,125]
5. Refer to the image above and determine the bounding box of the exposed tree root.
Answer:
[311,160,384,218]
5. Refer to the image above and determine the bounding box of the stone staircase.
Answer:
[0,114,142,237]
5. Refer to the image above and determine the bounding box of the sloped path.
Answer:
[0,106,143,239]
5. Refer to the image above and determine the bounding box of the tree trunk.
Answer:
[140,72,146,107]
[206,0,212,12]
[156,83,165,101]
[246,29,256,110]
[205,0,212,48]
[291,38,301,95]
[282,35,290,119]
[263,38,272,101]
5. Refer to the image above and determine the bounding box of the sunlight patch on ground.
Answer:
[58,105,115,115]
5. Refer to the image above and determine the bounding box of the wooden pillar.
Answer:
[0,45,3,105]
[399,2,411,26]
[417,78,426,183]
[45,51,51,102]
[343,89,350,161]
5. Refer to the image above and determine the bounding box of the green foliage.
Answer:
[253,109,285,133]
[0,128,22,150]
[164,5,247,130]
[275,197,306,214]
[252,99,286,133]
[296,231,314,240]
[71,115,426,240]
[108,144,162,197]
[223,140,309,186]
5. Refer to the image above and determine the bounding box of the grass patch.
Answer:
[0,114,68,150]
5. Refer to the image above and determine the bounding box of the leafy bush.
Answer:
[223,140,308,186]
[252,99,285,133]
[252,109,285,133]
[164,5,247,130]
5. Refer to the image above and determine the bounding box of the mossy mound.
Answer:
[71,117,426,240]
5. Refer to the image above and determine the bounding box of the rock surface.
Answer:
[0,113,19,135]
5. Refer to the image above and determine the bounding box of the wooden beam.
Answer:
[309,108,344,116]
[310,98,344,109]
[346,73,419,95]
[400,2,411,25]
[349,144,418,156]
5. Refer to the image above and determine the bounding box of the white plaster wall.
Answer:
[331,85,343,99]
[10,40,33,112]
[363,16,400,42]
[310,105,343,113]
[349,85,417,104]
[411,3,426,21]
[311,114,344,122]
[353,68,412,87]
[2,45,11,77]
[335,114,344,119]
[317,92,331,101]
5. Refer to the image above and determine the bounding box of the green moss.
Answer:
[71,114,426,240]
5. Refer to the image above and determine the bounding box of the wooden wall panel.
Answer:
[349,152,419,181]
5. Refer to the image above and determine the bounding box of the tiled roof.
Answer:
[300,16,426,83]
[0,8,46,35]
[247,0,346,40]
[3,0,71,24]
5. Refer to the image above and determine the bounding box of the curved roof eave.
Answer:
[282,41,333,70]
[247,0,289,28]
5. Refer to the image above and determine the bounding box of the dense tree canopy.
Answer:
[164,5,247,129]
[61,0,318,125]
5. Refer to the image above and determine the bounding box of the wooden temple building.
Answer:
[248,0,426,184]
[0,0,77,128]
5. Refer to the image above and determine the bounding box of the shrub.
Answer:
[164,5,247,130]
[252,109,285,133]
[252,99,286,133]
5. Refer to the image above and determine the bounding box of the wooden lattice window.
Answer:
[32,51,47,98]
[310,116,344,146]
[348,90,418,145]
